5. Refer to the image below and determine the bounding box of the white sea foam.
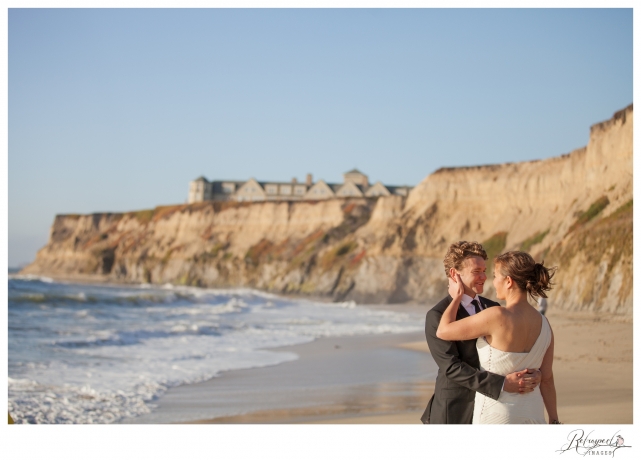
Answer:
[9,274,54,283]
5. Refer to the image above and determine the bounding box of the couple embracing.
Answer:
[421,241,560,424]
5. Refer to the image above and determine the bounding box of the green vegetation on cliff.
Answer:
[483,231,508,262]
[520,229,550,252]
[568,196,610,234]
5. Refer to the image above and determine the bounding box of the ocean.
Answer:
[8,276,422,424]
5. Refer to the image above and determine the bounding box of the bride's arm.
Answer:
[540,323,559,423]
[436,273,496,341]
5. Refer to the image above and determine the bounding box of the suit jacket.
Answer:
[421,295,505,424]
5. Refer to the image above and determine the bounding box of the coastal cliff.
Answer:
[23,105,633,315]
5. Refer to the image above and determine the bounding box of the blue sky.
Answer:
[8,8,633,266]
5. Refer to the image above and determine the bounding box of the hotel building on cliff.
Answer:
[188,169,413,203]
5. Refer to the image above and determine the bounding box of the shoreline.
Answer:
[124,329,434,424]
[175,310,632,425]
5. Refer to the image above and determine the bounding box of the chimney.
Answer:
[306,173,313,186]
[292,177,298,184]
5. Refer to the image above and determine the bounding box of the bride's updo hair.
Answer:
[494,251,556,298]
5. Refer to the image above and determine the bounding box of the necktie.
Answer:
[472,299,482,314]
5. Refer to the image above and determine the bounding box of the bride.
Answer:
[437,251,560,424]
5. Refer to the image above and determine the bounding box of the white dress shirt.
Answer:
[460,293,483,316]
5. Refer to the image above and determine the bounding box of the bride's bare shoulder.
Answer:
[481,305,506,321]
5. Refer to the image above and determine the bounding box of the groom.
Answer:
[421,241,541,424]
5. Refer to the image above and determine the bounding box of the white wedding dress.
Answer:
[472,315,551,424]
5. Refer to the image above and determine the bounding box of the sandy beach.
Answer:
[126,304,631,425]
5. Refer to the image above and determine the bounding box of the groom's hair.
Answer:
[443,241,487,278]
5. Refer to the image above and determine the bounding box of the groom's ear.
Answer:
[448,268,457,279]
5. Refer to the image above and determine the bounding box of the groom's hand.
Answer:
[503,368,542,394]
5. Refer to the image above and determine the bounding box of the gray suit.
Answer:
[421,295,505,424]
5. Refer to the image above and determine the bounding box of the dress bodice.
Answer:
[476,316,552,375]
[472,315,551,424]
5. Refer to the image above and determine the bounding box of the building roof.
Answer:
[386,185,411,190]
[198,176,413,196]
[385,185,412,194]
[344,168,366,175]
[257,181,309,187]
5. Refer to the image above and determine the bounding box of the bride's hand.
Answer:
[448,273,465,301]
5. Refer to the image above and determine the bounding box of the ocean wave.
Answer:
[8,378,163,424]
[8,290,202,307]
[9,292,99,305]
[53,325,225,348]
[9,274,54,283]
[331,300,357,309]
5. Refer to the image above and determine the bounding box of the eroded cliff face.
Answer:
[23,105,633,315]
